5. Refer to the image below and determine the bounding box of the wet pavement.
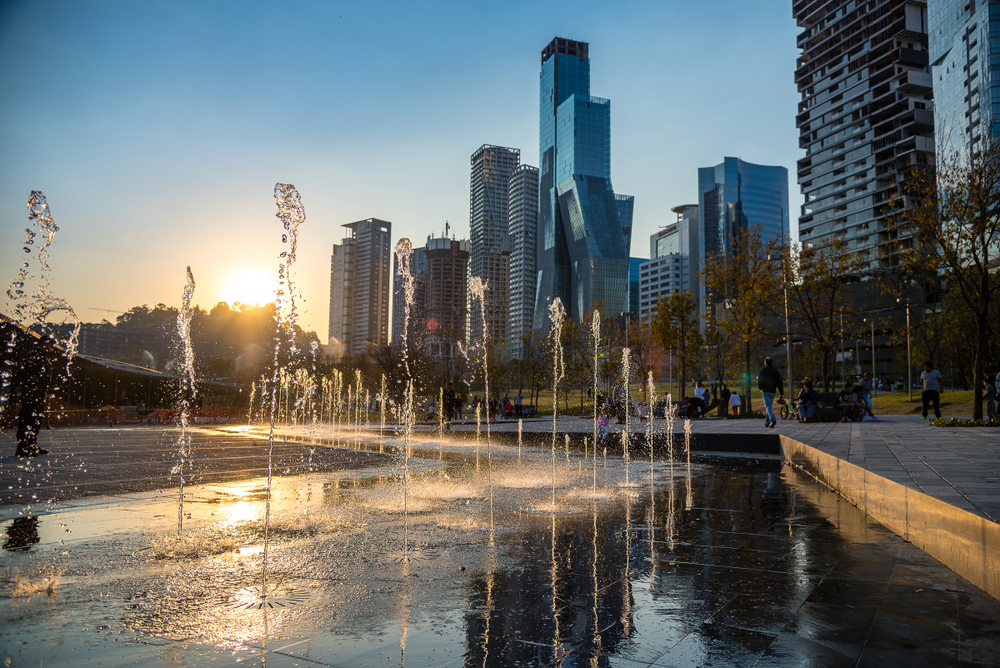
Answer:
[0,426,391,506]
[2,436,1000,667]
[452,414,1000,523]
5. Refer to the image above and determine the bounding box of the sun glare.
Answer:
[222,268,275,307]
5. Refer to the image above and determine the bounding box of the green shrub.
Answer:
[930,417,1000,428]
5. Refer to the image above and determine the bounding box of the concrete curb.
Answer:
[779,434,1000,602]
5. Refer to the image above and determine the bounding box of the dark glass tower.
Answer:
[698,157,789,260]
[533,37,634,327]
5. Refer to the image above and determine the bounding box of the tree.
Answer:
[624,314,661,402]
[701,225,783,411]
[703,308,735,385]
[651,290,701,398]
[518,329,549,408]
[898,138,1000,419]
[784,238,866,391]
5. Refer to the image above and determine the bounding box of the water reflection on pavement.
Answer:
[2,448,999,667]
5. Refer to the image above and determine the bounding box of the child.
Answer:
[597,411,610,443]
[728,391,742,417]
[837,383,860,422]
[985,377,999,422]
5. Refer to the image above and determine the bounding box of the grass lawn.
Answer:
[871,390,976,416]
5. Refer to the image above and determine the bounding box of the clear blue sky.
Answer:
[0,0,801,341]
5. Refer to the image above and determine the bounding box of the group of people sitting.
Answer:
[792,372,879,423]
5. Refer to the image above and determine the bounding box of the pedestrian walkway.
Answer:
[765,415,1000,523]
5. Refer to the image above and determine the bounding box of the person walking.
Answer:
[612,378,627,425]
[14,336,56,457]
[756,357,784,429]
[728,390,742,416]
[720,384,731,418]
[442,382,456,422]
[514,390,523,418]
[920,361,943,420]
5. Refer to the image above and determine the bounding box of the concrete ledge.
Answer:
[780,435,1000,602]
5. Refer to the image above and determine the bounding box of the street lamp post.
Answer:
[897,298,912,402]
[784,264,793,387]
[865,317,876,397]
[840,313,846,384]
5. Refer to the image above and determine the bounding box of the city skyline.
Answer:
[0,1,801,341]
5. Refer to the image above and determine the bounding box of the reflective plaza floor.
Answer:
[2,428,999,666]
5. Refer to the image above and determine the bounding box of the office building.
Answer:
[391,241,427,352]
[629,258,644,316]
[639,204,702,322]
[534,37,634,328]
[930,0,1000,155]
[469,144,520,346]
[327,218,391,359]
[506,164,539,359]
[698,157,789,261]
[794,0,934,268]
[423,235,470,362]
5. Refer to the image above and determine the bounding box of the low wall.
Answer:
[441,429,783,456]
[780,435,1000,602]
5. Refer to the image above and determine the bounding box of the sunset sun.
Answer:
[222,268,275,306]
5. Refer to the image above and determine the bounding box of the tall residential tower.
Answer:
[469,144,520,346]
[327,218,392,358]
[793,0,933,268]
[506,164,539,359]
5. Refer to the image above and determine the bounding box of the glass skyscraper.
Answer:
[533,37,634,327]
[930,0,1000,155]
[698,158,789,260]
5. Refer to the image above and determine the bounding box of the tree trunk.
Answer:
[744,352,753,413]
[821,351,830,392]
[973,313,987,421]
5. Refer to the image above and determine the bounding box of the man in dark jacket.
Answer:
[756,357,784,429]
[15,336,56,456]
[442,382,456,424]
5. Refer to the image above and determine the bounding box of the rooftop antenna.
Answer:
[445,220,450,239]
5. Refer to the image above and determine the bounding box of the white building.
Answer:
[638,204,701,323]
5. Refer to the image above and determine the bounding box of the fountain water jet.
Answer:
[620,347,632,487]
[173,267,196,534]
[591,309,601,495]
[468,275,494,530]
[1,192,80,418]
[547,298,566,507]
[393,238,418,559]
[263,182,306,598]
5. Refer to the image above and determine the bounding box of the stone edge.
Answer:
[779,434,1000,602]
